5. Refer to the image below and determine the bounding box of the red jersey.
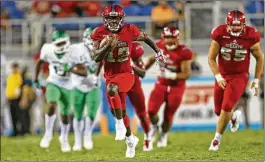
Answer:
[156,40,193,86]
[90,24,141,78]
[211,24,260,75]
[130,42,144,79]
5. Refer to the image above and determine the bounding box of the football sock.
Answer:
[73,118,83,145]
[45,114,56,137]
[214,132,222,141]
[60,121,70,141]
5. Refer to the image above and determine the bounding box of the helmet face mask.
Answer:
[104,16,123,32]
[102,5,125,32]
[226,10,246,37]
[52,31,70,55]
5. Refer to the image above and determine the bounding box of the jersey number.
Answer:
[220,47,247,61]
[106,47,129,62]
[53,64,68,76]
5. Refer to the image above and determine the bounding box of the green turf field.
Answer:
[1,130,263,161]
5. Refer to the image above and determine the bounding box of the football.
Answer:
[99,34,118,49]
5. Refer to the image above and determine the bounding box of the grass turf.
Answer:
[1,130,263,161]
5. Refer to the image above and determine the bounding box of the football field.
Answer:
[1,130,263,161]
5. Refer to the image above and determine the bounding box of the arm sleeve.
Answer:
[182,48,193,61]
[210,27,220,42]
[131,43,144,60]
[251,28,261,46]
[130,24,141,40]
[90,27,104,40]
[40,45,48,62]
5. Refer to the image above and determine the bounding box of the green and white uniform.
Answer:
[40,43,74,115]
[71,43,100,121]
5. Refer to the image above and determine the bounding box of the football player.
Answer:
[208,10,264,151]
[90,4,165,158]
[71,28,101,151]
[35,31,87,152]
[145,27,192,148]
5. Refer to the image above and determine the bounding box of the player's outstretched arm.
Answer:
[250,42,264,96]
[136,31,165,64]
[91,38,112,62]
[132,57,146,78]
[208,40,227,89]
[144,55,155,70]
[70,64,87,77]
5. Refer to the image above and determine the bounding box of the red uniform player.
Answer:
[145,27,192,148]
[128,42,151,151]
[90,4,164,158]
[208,10,264,151]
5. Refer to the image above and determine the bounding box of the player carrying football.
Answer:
[208,10,264,151]
[90,4,164,158]
[145,27,192,148]
[35,31,87,152]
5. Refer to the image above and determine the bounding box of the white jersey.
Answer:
[40,43,76,90]
[70,43,97,93]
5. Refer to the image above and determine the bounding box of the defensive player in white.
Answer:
[34,31,87,152]
[71,28,101,151]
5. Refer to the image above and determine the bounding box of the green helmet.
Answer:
[83,28,93,49]
[51,30,70,55]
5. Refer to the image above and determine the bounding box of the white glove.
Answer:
[155,50,166,65]
[92,75,98,86]
[163,68,177,80]
[215,74,225,82]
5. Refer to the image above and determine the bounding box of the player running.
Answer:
[90,4,164,158]
[35,31,87,152]
[71,28,101,151]
[208,10,264,151]
[145,27,192,148]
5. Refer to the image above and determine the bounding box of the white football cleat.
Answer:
[59,136,71,152]
[230,110,241,132]
[84,135,93,150]
[40,134,52,148]
[157,133,167,148]
[125,135,139,158]
[209,139,220,151]
[149,125,159,142]
[115,124,126,141]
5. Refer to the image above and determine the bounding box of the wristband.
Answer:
[215,73,224,82]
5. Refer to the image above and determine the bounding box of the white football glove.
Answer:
[163,68,177,80]
[155,50,166,65]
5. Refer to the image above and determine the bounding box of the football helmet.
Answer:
[161,27,180,51]
[226,10,246,37]
[51,30,70,55]
[102,4,125,32]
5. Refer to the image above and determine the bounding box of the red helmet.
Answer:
[161,26,180,38]
[161,27,180,50]
[226,10,246,37]
[102,4,125,32]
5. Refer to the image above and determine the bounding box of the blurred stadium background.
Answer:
[0,0,264,160]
